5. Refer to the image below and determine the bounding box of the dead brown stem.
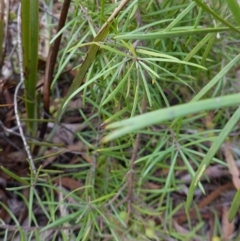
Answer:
[39,0,71,140]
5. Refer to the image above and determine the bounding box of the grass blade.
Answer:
[228,189,240,222]
[194,0,240,33]
[103,93,240,142]
[115,27,229,40]
[61,0,131,113]
[226,0,240,26]
[21,0,39,135]
[186,106,240,210]
[1,166,29,185]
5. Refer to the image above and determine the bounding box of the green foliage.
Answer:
[103,92,240,142]
[227,0,240,26]
[21,0,39,135]
[4,0,240,240]
[228,189,240,222]
[187,106,240,210]
[56,0,240,239]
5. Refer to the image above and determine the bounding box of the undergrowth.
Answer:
[0,0,240,240]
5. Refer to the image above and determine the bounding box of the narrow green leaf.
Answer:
[146,4,189,16]
[228,189,240,222]
[186,107,240,210]
[130,19,174,34]
[115,27,229,40]
[170,54,240,129]
[139,61,159,78]
[63,62,122,110]
[60,23,111,114]
[41,210,82,232]
[138,63,152,106]
[226,0,240,26]
[176,32,216,75]
[164,2,196,31]
[21,0,39,135]
[103,93,240,142]
[90,193,116,203]
[192,54,240,100]
[102,63,134,106]
[136,48,179,60]
[194,0,240,33]
[1,166,29,185]
[97,42,132,58]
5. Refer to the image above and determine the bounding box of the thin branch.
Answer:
[103,0,131,27]
[126,96,147,223]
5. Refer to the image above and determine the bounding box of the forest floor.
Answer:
[0,1,240,241]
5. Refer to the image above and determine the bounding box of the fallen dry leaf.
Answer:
[198,182,234,208]
[144,182,161,190]
[173,220,189,234]
[42,141,85,168]
[7,151,26,163]
[48,122,87,145]
[58,185,70,238]
[81,153,93,164]
[223,142,240,189]
[222,206,235,240]
[175,182,235,224]
[54,177,83,192]
[173,220,203,241]
[67,141,84,152]
[42,149,65,168]
[67,99,83,109]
